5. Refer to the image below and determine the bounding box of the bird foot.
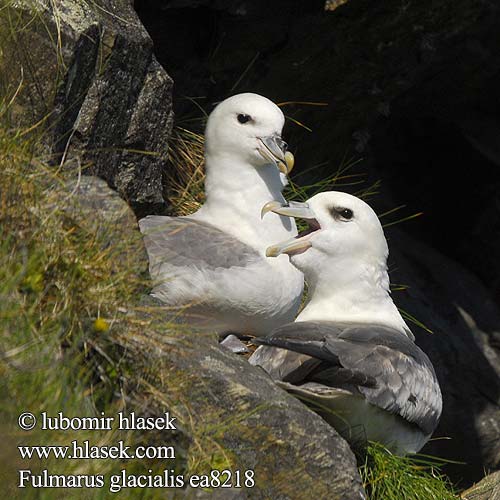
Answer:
[220,334,250,354]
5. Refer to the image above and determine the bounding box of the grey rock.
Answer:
[118,319,365,500]
[58,175,148,280]
[220,334,250,354]
[1,0,173,213]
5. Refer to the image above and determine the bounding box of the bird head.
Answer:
[263,191,389,276]
[205,93,294,175]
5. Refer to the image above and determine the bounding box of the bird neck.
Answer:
[204,153,285,210]
[198,153,297,247]
[297,256,409,334]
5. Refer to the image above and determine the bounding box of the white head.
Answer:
[266,192,388,275]
[204,93,292,173]
[264,191,411,335]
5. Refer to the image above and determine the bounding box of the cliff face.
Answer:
[3,0,500,490]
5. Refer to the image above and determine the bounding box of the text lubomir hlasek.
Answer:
[40,412,176,431]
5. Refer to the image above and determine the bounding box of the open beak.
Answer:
[262,201,321,257]
[258,135,295,175]
[266,236,312,257]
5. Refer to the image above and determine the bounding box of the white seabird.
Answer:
[249,192,442,454]
[139,93,304,336]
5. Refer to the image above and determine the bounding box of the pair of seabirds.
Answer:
[139,93,442,455]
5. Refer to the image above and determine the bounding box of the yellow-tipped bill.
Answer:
[261,200,284,219]
[263,200,320,257]
[261,200,316,219]
[258,135,293,174]
[276,151,295,175]
[284,151,294,173]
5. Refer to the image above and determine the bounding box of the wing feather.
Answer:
[139,216,261,276]
[256,321,442,434]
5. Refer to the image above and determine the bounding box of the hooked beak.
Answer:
[258,135,295,175]
[262,201,321,257]
[261,200,316,219]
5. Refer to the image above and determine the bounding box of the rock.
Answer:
[58,175,148,280]
[220,334,250,354]
[134,0,323,116]
[0,0,173,214]
[388,229,500,484]
[117,310,366,499]
[461,471,500,500]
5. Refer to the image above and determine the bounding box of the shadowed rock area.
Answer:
[135,0,500,486]
[388,229,500,482]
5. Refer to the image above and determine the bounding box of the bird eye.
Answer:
[237,113,252,124]
[332,207,354,220]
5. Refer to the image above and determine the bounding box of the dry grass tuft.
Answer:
[165,127,206,215]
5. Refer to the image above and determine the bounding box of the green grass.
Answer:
[360,442,459,500]
[0,124,163,498]
[165,126,206,215]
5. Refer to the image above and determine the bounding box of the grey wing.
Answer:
[138,215,261,275]
[257,321,442,435]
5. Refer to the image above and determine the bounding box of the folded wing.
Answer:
[139,216,261,274]
[254,321,442,436]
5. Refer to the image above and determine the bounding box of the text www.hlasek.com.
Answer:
[19,440,174,460]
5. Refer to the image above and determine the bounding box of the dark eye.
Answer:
[332,207,354,220]
[237,113,252,124]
